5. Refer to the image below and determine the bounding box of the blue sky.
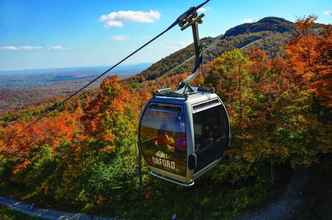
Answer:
[0,0,331,71]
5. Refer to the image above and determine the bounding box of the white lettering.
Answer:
[152,156,176,170]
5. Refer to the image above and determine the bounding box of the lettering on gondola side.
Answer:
[152,151,176,170]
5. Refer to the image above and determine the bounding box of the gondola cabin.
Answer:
[138,87,230,186]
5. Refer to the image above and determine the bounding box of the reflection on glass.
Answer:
[140,104,187,176]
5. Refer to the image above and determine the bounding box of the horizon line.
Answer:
[0,62,152,73]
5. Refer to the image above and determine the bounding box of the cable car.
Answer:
[137,0,231,186]
[138,87,230,186]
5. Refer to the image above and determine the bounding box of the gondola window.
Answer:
[193,104,228,170]
[140,104,187,176]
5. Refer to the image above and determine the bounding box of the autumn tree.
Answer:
[287,16,332,109]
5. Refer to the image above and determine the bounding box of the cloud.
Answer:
[49,45,67,50]
[20,46,43,50]
[324,10,332,16]
[197,7,207,13]
[0,45,68,51]
[111,35,128,41]
[243,18,255,23]
[0,45,43,51]
[100,10,160,28]
[0,46,18,50]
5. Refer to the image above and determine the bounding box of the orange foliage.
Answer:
[13,159,31,174]
[1,111,80,173]
[247,48,270,78]
[311,28,332,108]
[287,17,332,108]
[81,76,134,141]
[295,16,317,36]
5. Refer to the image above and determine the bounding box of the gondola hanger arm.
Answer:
[176,1,209,92]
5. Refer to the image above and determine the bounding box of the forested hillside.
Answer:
[131,17,326,82]
[0,17,331,219]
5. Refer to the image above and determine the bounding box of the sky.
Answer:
[0,0,331,71]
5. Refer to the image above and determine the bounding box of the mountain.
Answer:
[131,17,301,82]
[224,17,294,37]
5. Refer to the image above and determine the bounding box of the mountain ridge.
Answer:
[131,16,299,82]
[224,17,294,37]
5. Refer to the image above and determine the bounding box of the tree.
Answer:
[287,17,332,109]
[205,49,254,130]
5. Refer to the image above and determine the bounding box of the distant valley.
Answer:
[0,63,150,113]
[0,63,150,89]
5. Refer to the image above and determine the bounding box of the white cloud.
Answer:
[197,7,207,13]
[49,45,67,50]
[111,35,128,41]
[0,46,18,50]
[0,45,68,51]
[324,10,332,16]
[0,45,43,51]
[100,10,160,28]
[20,46,43,50]
[243,18,255,23]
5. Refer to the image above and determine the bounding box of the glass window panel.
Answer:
[140,104,187,176]
[193,104,228,170]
